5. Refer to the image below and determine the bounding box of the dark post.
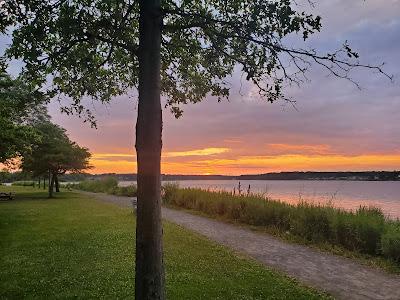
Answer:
[48,173,55,198]
[55,175,60,192]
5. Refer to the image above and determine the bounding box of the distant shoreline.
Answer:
[60,171,400,182]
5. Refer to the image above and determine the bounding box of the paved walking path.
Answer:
[82,191,400,300]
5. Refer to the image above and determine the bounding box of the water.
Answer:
[120,180,400,219]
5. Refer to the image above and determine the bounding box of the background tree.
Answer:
[0,62,46,164]
[1,1,390,298]
[22,121,91,198]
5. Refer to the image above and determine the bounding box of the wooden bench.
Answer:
[0,192,14,200]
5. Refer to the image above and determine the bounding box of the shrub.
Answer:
[354,207,385,254]
[333,212,360,251]
[382,224,400,262]
[162,182,180,204]
[72,177,116,192]
[331,207,385,254]
[290,203,333,242]
[110,185,137,197]
[70,178,138,197]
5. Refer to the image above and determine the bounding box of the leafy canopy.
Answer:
[0,62,46,162]
[1,0,389,122]
[21,121,92,177]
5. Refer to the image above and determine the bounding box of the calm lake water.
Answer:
[120,180,400,219]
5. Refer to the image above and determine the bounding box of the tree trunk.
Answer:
[43,176,46,190]
[38,178,41,189]
[48,173,55,198]
[135,0,164,299]
[55,175,60,192]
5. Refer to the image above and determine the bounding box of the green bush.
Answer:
[109,185,137,197]
[11,181,35,187]
[382,224,400,262]
[290,203,333,243]
[162,182,180,204]
[162,186,399,263]
[70,177,137,197]
[72,177,118,193]
[331,207,385,254]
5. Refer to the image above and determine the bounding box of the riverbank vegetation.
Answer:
[0,186,327,299]
[68,177,137,197]
[163,184,400,268]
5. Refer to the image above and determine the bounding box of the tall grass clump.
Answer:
[74,177,118,193]
[11,181,35,187]
[332,207,385,254]
[110,185,138,197]
[70,177,137,197]
[381,223,400,262]
[162,185,400,264]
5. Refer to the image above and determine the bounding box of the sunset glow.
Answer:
[40,1,400,176]
[89,148,400,175]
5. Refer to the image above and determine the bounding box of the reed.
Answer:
[162,183,400,263]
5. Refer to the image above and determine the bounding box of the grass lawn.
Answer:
[0,186,328,299]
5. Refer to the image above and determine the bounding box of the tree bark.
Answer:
[43,176,46,190]
[55,175,60,192]
[48,173,55,198]
[135,0,164,299]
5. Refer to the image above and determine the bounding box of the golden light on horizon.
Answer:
[163,147,230,158]
[89,150,400,175]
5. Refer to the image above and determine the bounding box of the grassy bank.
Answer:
[163,184,400,268]
[68,177,137,197]
[0,186,328,299]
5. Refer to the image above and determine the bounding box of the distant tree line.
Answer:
[238,171,400,181]
[59,171,400,182]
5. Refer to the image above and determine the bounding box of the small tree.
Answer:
[2,1,390,298]
[22,121,91,198]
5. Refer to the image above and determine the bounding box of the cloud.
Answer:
[267,144,334,155]
[92,147,229,160]
[163,147,229,158]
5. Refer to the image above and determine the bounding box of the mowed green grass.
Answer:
[0,186,329,299]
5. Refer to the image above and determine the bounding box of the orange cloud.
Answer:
[92,147,229,161]
[90,147,230,173]
[163,147,229,158]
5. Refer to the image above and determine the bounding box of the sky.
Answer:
[5,0,400,175]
